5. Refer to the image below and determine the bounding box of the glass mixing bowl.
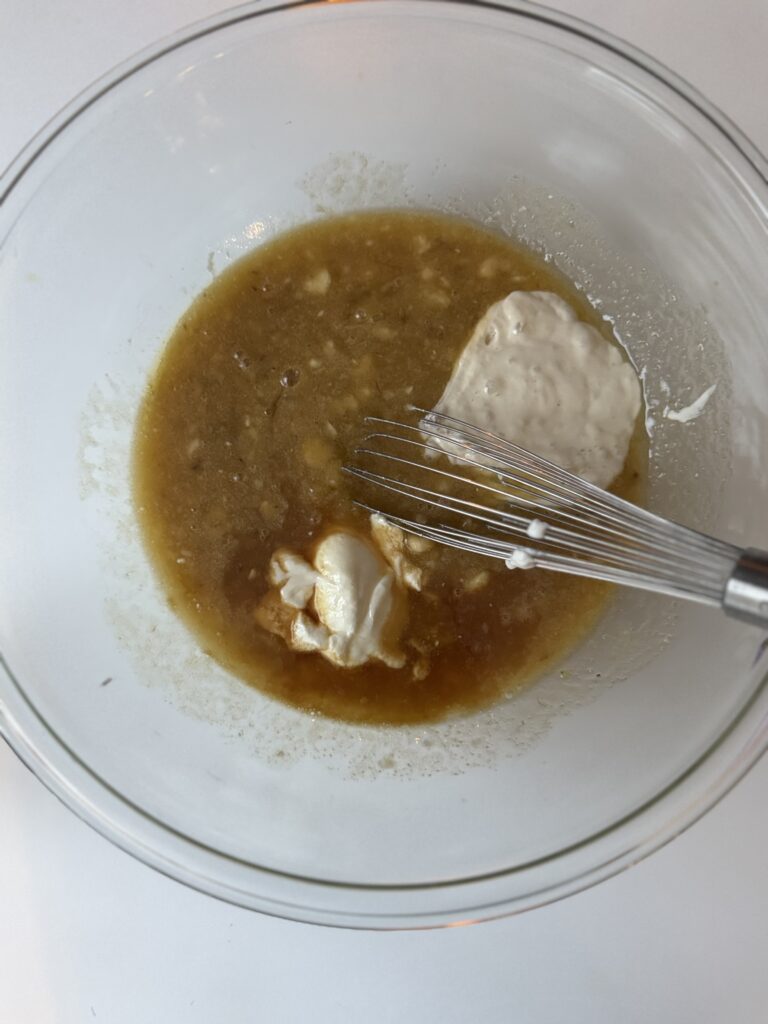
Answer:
[2,0,768,928]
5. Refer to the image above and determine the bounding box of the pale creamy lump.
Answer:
[370,513,423,591]
[431,291,641,489]
[260,531,406,669]
[664,383,716,423]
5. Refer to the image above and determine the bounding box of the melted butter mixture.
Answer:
[134,210,646,725]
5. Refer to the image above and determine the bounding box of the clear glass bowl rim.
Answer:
[1,0,767,928]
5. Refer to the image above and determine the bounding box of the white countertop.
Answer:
[2,2,768,1021]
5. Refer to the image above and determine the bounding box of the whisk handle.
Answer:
[723,549,768,627]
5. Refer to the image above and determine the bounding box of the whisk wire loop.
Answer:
[342,407,768,623]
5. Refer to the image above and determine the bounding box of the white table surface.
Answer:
[3,2,768,1022]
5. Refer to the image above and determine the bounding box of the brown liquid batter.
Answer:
[134,210,645,725]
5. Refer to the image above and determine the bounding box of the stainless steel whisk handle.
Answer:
[723,549,768,627]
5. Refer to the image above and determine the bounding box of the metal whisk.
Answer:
[344,407,768,628]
